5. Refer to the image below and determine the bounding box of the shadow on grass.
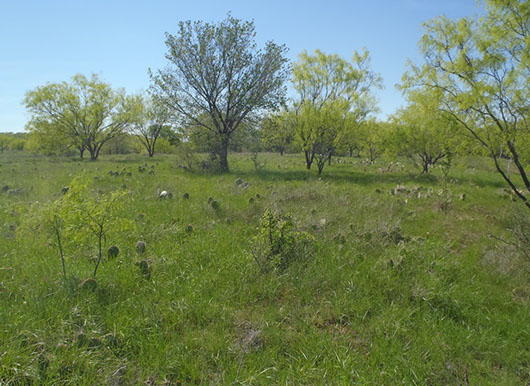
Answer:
[228,168,507,189]
[33,153,508,190]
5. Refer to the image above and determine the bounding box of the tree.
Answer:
[294,101,349,174]
[184,114,259,154]
[24,74,141,160]
[20,177,133,280]
[357,119,388,164]
[150,14,289,172]
[0,134,12,152]
[130,96,172,157]
[101,133,138,155]
[261,110,295,155]
[9,136,27,151]
[390,90,459,173]
[291,49,382,172]
[402,0,530,209]
[158,125,181,147]
[26,120,79,156]
[340,112,364,157]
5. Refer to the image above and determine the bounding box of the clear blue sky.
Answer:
[0,0,481,133]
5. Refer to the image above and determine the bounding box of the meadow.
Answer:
[0,151,528,384]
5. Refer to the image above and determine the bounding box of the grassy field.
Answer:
[0,151,528,384]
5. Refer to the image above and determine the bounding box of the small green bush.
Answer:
[251,209,314,271]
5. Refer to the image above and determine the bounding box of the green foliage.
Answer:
[186,118,261,157]
[150,14,289,171]
[175,142,201,170]
[261,110,296,155]
[129,95,173,157]
[389,89,459,173]
[0,134,12,152]
[251,209,314,271]
[9,137,26,151]
[24,73,141,160]
[250,151,266,171]
[63,177,132,276]
[402,0,530,208]
[152,137,177,154]
[291,49,382,173]
[19,176,134,278]
[356,118,388,163]
[158,125,181,147]
[100,133,140,155]
[25,124,76,156]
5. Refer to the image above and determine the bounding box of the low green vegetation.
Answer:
[0,151,528,384]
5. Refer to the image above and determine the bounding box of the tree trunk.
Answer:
[369,147,377,163]
[317,158,325,175]
[506,140,530,192]
[304,150,312,170]
[79,147,85,159]
[93,231,103,277]
[219,137,230,172]
[491,151,530,210]
[279,147,284,156]
[89,146,100,161]
[148,139,156,158]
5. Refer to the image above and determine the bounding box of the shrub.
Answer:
[251,209,314,271]
[250,151,266,171]
[19,176,133,279]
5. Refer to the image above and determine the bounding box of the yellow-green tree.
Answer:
[261,110,295,156]
[24,74,141,160]
[129,95,173,157]
[402,0,530,208]
[0,134,12,152]
[357,119,388,164]
[291,49,382,173]
[389,90,459,173]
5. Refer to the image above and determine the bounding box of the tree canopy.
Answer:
[390,89,459,173]
[290,49,382,173]
[129,96,173,157]
[24,74,140,160]
[402,0,530,208]
[150,14,290,171]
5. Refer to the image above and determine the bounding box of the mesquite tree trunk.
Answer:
[304,150,313,170]
[218,137,230,172]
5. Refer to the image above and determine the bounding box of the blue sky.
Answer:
[0,0,481,132]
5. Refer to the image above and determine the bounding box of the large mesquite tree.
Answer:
[402,0,530,209]
[150,14,289,172]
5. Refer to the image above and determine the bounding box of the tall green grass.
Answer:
[0,151,528,384]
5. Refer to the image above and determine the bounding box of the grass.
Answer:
[0,151,528,384]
